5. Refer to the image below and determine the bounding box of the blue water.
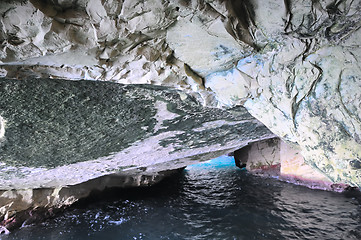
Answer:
[2,156,361,240]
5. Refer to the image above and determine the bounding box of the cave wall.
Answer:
[0,77,275,227]
[0,0,361,188]
[0,78,273,190]
[234,138,343,191]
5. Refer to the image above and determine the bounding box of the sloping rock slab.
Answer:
[0,77,275,229]
[0,77,274,190]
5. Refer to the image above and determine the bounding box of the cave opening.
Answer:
[3,153,361,240]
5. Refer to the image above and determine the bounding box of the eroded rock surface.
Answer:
[0,78,272,189]
[1,0,360,188]
[234,138,349,191]
[0,77,273,228]
[0,168,183,231]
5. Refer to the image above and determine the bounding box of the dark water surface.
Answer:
[2,156,361,240]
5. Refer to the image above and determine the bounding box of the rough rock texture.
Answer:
[0,1,361,230]
[1,0,360,188]
[279,140,332,188]
[244,138,280,173]
[0,78,273,189]
[0,168,183,231]
[0,77,273,229]
[235,138,348,191]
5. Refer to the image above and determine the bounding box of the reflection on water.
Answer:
[2,156,361,240]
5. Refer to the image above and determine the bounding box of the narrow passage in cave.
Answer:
[2,156,361,240]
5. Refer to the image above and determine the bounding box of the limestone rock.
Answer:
[0,77,273,190]
[0,0,361,190]
[245,138,280,173]
[279,140,338,190]
[235,138,348,191]
[0,169,182,231]
[0,77,275,227]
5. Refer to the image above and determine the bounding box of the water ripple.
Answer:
[3,156,361,240]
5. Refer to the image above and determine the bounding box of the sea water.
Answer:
[2,156,361,239]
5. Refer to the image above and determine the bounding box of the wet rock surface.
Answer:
[0,168,183,232]
[234,138,350,192]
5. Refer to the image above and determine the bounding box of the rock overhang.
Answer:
[0,0,361,231]
[0,0,360,188]
[0,77,275,190]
